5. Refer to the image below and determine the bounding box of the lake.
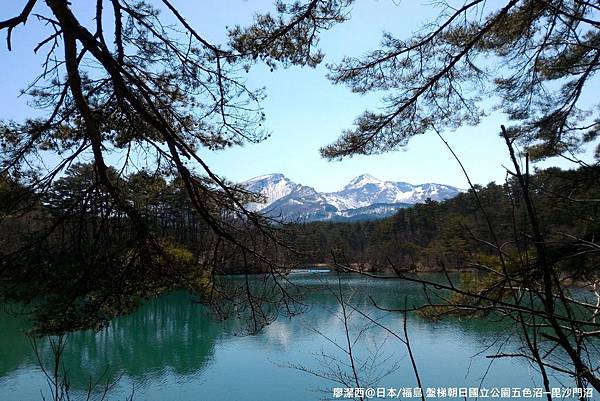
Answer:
[0,272,595,400]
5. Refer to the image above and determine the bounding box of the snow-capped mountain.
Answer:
[241,173,463,222]
[243,173,301,211]
[323,174,462,210]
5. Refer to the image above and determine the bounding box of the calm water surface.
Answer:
[0,272,595,400]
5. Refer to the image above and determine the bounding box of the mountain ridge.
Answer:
[242,173,464,222]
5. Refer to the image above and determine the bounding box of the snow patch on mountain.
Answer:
[343,174,386,190]
[241,173,463,221]
[243,173,300,211]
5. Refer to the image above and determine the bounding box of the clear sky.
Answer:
[1,0,596,192]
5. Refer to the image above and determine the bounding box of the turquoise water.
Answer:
[0,272,595,400]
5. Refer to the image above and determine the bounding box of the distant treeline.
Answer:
[0,165,600,273]
[286,166,600,273]
[2,164,599,275]
[1,163,599,332]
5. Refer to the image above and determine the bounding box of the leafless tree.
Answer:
[31,334,134,401]
[319,0,600,396]
[333,127,600,397]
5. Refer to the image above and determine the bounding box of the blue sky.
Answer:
[1,0,596,192]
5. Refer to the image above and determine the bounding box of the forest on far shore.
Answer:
[2,163,599,276]
[295,166,600,274]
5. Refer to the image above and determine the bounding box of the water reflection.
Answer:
[0,273,583,400]
[0,292,236,389]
